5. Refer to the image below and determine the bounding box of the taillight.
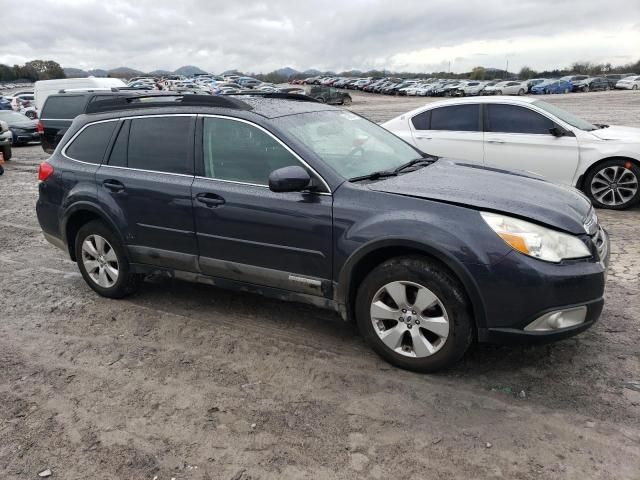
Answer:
[38,162,54,182]
[37,121,44,134]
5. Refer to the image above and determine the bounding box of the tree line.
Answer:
[0,60,66,82]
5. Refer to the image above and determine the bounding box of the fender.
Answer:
[335,237,488,328]
[61,200,125,259]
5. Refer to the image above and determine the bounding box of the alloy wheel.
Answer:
[370,281,449,358]
[82,234,119,288]
[590,165,639,207]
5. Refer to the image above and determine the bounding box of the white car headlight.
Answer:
[481,212,591,263]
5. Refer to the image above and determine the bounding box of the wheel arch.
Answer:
[336,239,486,330]
[576,156,640,191]
[62,202,124,261]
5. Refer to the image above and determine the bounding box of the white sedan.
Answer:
[615,76,640,90]
[489,80,528,95]
[382,96,640,209]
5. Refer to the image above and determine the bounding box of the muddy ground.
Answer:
[0,90,639,479]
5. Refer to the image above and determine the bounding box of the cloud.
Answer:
[1,0,639,73]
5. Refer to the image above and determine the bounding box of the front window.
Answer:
[532,100,598,131]
[275,110,421,180]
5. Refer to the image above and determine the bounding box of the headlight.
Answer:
[481,212,591,263]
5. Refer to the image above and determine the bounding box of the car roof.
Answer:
[81,96,337,122]
[417,96,539,109]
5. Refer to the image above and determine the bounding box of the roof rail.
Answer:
[226,92,320,103]
[85,94,252,114]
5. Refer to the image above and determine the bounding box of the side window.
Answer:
[107,121,129,167]
[202,117,300,185]
[65,121,117,164]
[487,104,555,135]
[128,116,193,174]
[430,105,480,132]
[411,110,431,130]
[41,95,87,119]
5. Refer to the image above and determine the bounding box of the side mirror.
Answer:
[549,126,569,137]
[268,166,312,193]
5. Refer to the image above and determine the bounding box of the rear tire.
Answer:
[355,256,473,373]
[584,159,640,210]
[75,220,142,298]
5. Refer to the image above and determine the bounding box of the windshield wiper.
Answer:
[349,157,435,183]
[595,123,610,129]
[349,170,398,182]
[392,157,434,174]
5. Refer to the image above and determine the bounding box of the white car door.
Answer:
[483,103,579,185]
[409,104,484,163]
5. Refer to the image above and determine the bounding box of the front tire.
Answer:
[355,256,473,372]
[584,159,640,210]
[75,220,141,298]
[518,89,525,95]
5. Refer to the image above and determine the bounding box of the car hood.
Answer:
[588,125,640,141]
[8,120,37,129]
[367,159,592,234]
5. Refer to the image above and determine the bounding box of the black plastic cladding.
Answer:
[84,94,253,114]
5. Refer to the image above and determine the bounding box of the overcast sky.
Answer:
[2,0,639,74]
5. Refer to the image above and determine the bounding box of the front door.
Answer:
[410,104,484,164]
[192,116,333,297]
[483,103,579,185]
[96,115,199,271]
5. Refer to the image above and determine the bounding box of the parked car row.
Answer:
[296,73,640,97]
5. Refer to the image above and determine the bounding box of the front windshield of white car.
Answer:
[276,110,423,179]
[532,100,599,131]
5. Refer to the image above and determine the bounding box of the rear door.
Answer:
[410,104,484,163]
[95,114,199,271]
[191,115,333,297]
[483,103,579,185]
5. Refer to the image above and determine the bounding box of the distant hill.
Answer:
[302,69,322,76]
[63,67,89,78]
[148,69,173,76]
[174,65,208,76]
[274,67,299,78]
[88,69,108,77]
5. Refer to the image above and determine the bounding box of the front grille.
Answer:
[591,226,608,261]
[584,208,607,261]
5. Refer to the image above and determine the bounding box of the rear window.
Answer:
[41,95,87,120]
[65,121,117,163]
[430,105,480,132]
[127,116,193,174]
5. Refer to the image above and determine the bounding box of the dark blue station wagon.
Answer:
[36,94,609,372]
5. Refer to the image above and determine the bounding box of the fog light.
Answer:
[524,306,587,332]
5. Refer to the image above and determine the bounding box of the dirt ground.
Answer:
[0,90,639,480]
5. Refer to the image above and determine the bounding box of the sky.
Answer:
[1,0,639,74]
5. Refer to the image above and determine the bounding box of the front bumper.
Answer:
[473,230,610,345]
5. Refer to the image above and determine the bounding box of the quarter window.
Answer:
[127,116,194,174]
[486,104,555,135]
[429,105,480,132]
[411,110,431,130]
[202,117,300,185]
[65,121,117,164]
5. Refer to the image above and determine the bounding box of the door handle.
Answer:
[487,139,505,144]
[196,193,225,207]
[415,135,432,140]
[103,179,125,192]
